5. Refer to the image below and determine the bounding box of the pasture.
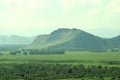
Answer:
[0,51,120,66]
[0,51,120,80]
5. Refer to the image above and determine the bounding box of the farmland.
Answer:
[0,51,120,80]
[0,51,120,66]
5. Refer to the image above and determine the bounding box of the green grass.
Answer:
[0,51,120,66]
[0,51,120,80]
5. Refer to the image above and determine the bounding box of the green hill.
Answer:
[29,28,112,51]
[29,28,79,49]
[107,35,120,48]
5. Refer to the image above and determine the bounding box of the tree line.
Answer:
[0,63,120,80]
[9,49,65,55]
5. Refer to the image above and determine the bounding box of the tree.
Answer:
[9,51,16,55]
[0,53,3,55]
[23,51,28,55]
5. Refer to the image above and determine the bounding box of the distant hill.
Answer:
[107,35,120,48]
[29,28,118,51]
[0,35,35,45]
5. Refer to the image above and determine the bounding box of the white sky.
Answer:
[0,0,120,38]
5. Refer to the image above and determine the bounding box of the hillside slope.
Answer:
[0,35,35,45]
[30,28,109,50]
[107,35,120,48]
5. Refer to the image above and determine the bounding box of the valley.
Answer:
[0,51,120,80]
[0,28,120,80]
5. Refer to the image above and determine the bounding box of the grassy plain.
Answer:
[0,51,120,80]
[0,51,120,66]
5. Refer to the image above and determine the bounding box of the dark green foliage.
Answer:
[0,64,119,80]
[9,51,17,55]
[0,53,3,55]
[23,51,28,55]
[102,61,120,65]
[111,77,116,80]
[9,50,21,55]
[14,50,21,53]
[111,48,119,52]
[9,49,65,55]
[25,49,65,55]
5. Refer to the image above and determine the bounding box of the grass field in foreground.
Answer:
[0,51,120,66]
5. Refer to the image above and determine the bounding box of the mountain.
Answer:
[0,35,35,45]
[107,35,120,48]
[29,28,110,50]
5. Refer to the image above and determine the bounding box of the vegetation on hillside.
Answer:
[29,28,120,51]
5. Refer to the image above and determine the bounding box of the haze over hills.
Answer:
[0,35,35,45]
[0,28,119,51]
[29,28,120,51]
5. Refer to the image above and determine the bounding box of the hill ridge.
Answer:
[29,28,120,50]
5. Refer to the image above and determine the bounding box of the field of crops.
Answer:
[0,51,120,80]
[0,51,120,66]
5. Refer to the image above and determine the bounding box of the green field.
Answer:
[0,51,120,66]
[0,51,120,80]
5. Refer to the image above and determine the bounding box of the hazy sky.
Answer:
[0,0,120,38]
